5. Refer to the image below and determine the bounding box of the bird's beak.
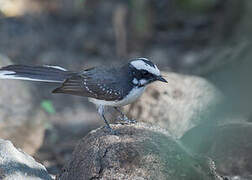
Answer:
[156,75,168,83]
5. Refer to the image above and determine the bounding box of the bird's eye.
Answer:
[142,70,149,76]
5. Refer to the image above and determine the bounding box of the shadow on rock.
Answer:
[181,122,252,177]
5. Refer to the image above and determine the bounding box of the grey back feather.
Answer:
[53,65,134,101]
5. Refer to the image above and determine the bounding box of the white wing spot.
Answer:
[85,86,93,93]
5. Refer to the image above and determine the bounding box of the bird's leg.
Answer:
[114,107,136,124]
[98,105,116,134]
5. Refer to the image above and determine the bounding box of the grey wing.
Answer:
[52,68,122,101]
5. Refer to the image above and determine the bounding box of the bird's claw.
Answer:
[118,115,137,124]
[104,125,118,135]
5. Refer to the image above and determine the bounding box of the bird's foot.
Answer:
[104,125,118,135]
[118,115,137,124]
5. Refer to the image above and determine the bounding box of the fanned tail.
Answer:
[0,65,74,83]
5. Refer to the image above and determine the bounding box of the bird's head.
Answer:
[129,58,167,87]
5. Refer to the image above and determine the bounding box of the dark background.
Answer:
[0,0,251,177]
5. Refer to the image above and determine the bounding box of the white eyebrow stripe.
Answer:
[130,60,160,76]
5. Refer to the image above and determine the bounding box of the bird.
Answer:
[0,57,167,133]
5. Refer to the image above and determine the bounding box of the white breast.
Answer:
[89,86,146,107]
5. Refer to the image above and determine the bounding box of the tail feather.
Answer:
[0,65,74,83]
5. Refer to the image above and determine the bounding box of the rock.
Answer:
[123,72,223,138]
[0,54,46,155]
[58,123,220,180]
[0,139,52,180]
[225,176,252,180]
[181,123,252,177]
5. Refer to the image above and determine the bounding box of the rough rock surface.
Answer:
[123,72,223,138]
[58,123,220,180]
[0,54,46,155]
[0,139,52,180]
[181,123,252,177]
[225,176,252,180]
